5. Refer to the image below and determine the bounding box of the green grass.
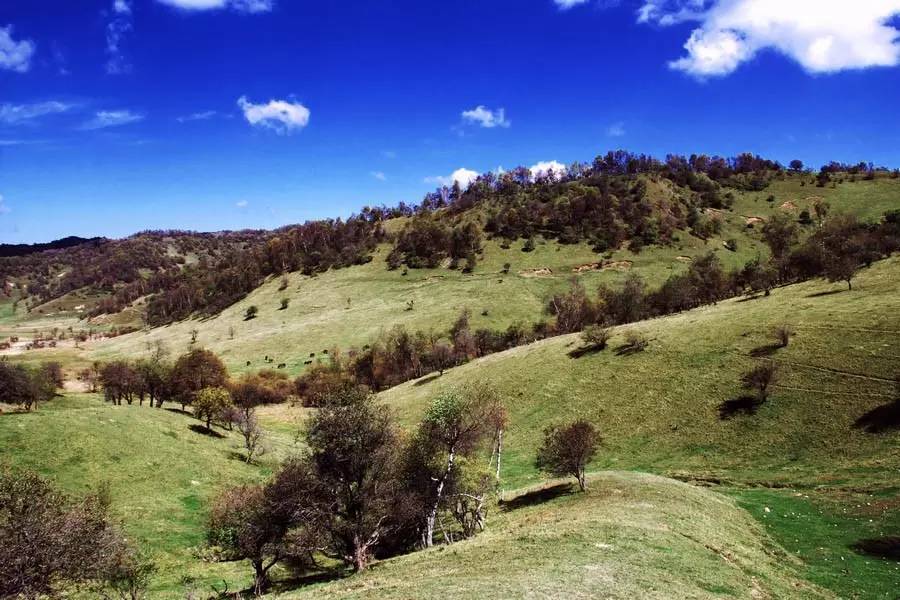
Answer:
[284,472,831,599]
[0,394,300,598]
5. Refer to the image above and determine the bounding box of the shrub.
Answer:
[245,305,259,320]
[535,420,600,491]
[194,386,232,430]
[623,330,649,352]
[772,324,794,348]
[741,363,778,403]
[581,325,611,350]
[280,298,290,310]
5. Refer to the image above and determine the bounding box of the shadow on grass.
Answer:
[718,395,764,419]
[414,373,442,387]
[853,402,900,433]
[499,482,574,511]
[852,536,900,561]
[165,407,193,417]
[568,344,606,359]
[749,343,782,358]
[188,423,226,438]
[735,294,766,303]
[806,289,845,299]
[614,343,646,357]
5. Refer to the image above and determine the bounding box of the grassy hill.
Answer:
[284,472,830,600]
[378,255,900,597]
[4,174,898,379]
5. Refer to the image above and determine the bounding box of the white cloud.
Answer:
[0,26,35,73]
[156,0,273,13]
[177,110,218,122]
[80,110,144,130]
[555,0,590,7]
[607,121,625,137]
[370,171,387,181]
[640,0,900,77]
[0,195,10,215]
[461,105,510,129]
[425,168,480,189]
[530,160,567,180]
[106,0,133,75]
[235,200,249,208]
[237,96,309,134]
[0,101,74,125]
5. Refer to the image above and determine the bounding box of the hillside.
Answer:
[285,472,830,600]
[4,172,899,377]
[0,396,832,599]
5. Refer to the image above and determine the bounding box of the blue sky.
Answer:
[1,0,900,243]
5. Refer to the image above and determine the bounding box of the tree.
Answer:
[169,348,228,410]
[410,384,506,547]
[194,386,232,430]
[535,420,600,491]
[817,214,865,290]
[741,363,778,403]
[0,361,35,410]
[762,213,798,271]
[305,384,404,571]
[208,460,320,594]
[245,305,259,321]
[235,407,266,463]
[429,341,454,375]
[0,467,141,599]
[789,159,804,173]
[280,298,290,310]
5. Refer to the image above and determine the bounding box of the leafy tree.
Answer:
[305,384,404,571]
[245,305,259,321]
[169,348,228,410]
[208,460,320,594]
[0,361,35,410]
[535,420,601,491]
[772,324,794,348]
[762,213,799,269]
[193,386,232,430]
[429,341,454,375]
[410,384,506,547]
[789,159,804,172]
[0,467,142,599]
[280,298,290,310]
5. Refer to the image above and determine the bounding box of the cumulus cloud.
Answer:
[607,121,626,137]
[235,200,249,208]
[425,168,480,189]
[156,0,273,12]
[106,0,133,75]
[0,101,74,125]
[80,110,145,130]
[639,0,900,77]
[237,96,309,134]
[0,194,10,215]
[555,0,590,7]
[0,26,35,73]
[461,105,510,129]
[370,171,387,181]
[530,160,567,180]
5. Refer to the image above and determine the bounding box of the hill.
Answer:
[284,472,830,600]
[0,236,104,258]
[0,395,831,599]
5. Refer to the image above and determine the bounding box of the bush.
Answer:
[772,324,794,348]
[245,305,259,320]
[623,330,649,352]
[741,363,778,403]
[280,297,290,310]
[581,325,611,350]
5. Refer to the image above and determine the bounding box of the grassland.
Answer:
[284,472,830,600]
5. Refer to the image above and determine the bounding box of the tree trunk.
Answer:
[252,559,270,596]
[423,447,456,548]
[495,429,503,481]
[847,279,852,291]
[577,468,587,492]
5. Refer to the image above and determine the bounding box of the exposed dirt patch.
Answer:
[573,260,633,273]
[780,201,798,211]
[744,216,764,225]
[519,268,554,278]
[675,256,692,263]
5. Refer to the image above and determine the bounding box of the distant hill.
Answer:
[0,236,104,258]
